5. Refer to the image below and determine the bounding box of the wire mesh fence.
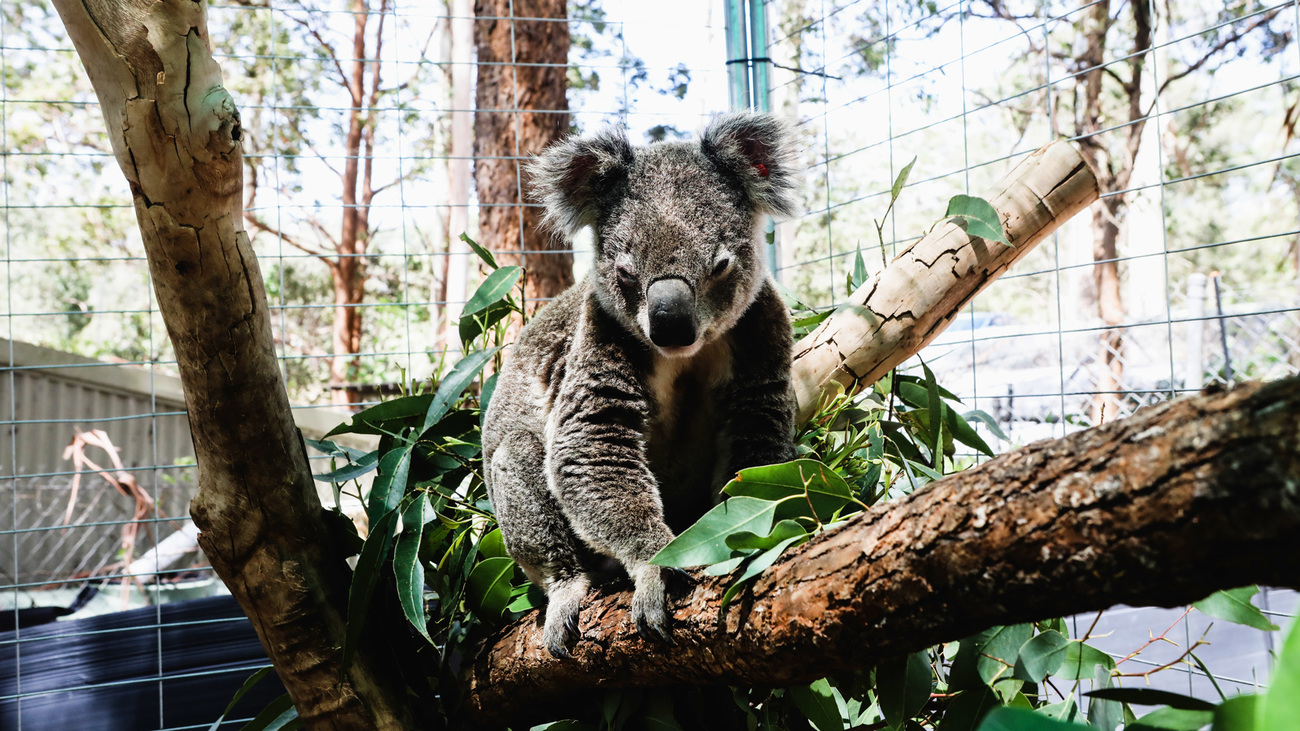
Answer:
[0,0,1296,728]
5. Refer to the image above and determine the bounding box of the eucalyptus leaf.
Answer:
[366,445,413,525]
[941,686,999,730]
[1211,695,1257,731]
[342,510,397,673]
[240,693,299,731]
[395,496,430,641]
[975,707,1090,731]
[207,665,274,731]
[650,496,789,567]
[460,232,499,269]
[478,528,509,559]
[467,556,516,622]
[722,459,854,522]
[1054,641,1116,681]
[703,552,751,576]
[1127,707,1214,731]
[460,300,514,346]
[313,449,379,483]
[879,651,932,729]
[1014,630,1069,682]
[725,519,807,551]
[718,531,809,610]
[1083,688,1214,712]
[1259,616,1300,731]
[892,156,917,202]
[462,265,522,317]
[788,678,846,731]
[963,409,1010,442]
[944,194,1008,245]
[421,348,500,435]
[326,394,434,437]
[1193,586,1279,631]
[976,624,1033,686]
[945,407,995,457]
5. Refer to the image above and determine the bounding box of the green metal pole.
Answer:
[724,0,751,111]
[746,0,780,276]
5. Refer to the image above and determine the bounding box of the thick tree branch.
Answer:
[52,1,421,727]
[465,376,1300,726]
[790,139,1100,423]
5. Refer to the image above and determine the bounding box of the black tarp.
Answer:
[0,595,285,730]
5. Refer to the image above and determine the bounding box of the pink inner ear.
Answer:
[753,162,769,178]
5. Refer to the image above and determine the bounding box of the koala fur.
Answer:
[481,112,799,658]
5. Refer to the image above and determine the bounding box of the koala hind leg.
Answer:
[488,431,591,658]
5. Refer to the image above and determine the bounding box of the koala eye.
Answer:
[616,263,638,286]
[711,256,733,279]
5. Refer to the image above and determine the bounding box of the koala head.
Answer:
[530,112,800,358]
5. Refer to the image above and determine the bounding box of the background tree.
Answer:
[473,0,573,309]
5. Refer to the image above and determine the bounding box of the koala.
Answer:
[481,111,799,658]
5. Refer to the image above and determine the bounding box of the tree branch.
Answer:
[464,376,1300,726]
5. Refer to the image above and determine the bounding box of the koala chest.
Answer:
[644,339,734,531]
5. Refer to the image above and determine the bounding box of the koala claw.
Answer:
[541,576,588,660]
[631,564,673,646]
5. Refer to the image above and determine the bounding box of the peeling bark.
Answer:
[791,140,1101,423]
[465,377,1300,726]
[51,1,419,727]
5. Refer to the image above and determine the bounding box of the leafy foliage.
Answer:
[239,189,1293,729]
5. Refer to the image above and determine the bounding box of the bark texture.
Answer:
[791,140,1100,423]
[51,1,419,727]
[474,0,573,309]
[465,376,1300,726]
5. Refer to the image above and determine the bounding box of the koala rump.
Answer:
[481,111,798,658]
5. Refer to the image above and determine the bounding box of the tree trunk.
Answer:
[791,140,1099,422]
[473,0,573,311]
[464,375,1300,726]
[51,1,419,726]
[1091,197,1126,423]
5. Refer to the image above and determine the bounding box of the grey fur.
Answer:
[484,112,799,658]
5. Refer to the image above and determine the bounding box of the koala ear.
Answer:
[701,111,800,219]
[529,126,634,239]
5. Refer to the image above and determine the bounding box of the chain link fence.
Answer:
[1,0,1297,728]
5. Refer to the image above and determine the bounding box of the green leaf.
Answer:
[1127,707,1214,731]
[1039,699,1081,724]
[650,496,786,567]
[1054,642,1115,681]
[479,371,499,428]
[850,242,869,291]
[879,651,932,729]
[725,519,807,551]
[421,348,500,435]
[325,394,434,437]
[467,556,516,622]
[944,194,1009,245]
[1083,689,1215,712]
[963,409,1010,442]
[208,665,275,731]
[395,496,430,641]
[722,459,854,522]
[304,438,371,461]
[342,510,397,673]
[892,156,917,202]
[366,445,413,524]
[977,624,1034,686]
[313,450,380,483]
[792,309,833,337]
[239,693,298,731]
[942,687,1000,730]
[975,707,1090,731]
[1260,617,1300,731]
[945,407,995,457]
[644,692,684,731]
[463,265,522,318]
[1210,695,1257,731]
[788,678,845,731]
[702,553,751,576]
[460,299,515,347]
[478,528,509,558]
[1088,666,1121,731]
[718,531,809,610]
[507,583,546,613]
[461,232,499,269]
[922,361,945,470]
[1014,630,1070,683]
[1193,587,1279,631]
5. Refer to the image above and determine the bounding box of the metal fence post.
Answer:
[1186,272,1206,391]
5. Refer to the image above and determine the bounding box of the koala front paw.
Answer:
[631,564,674,645]
[542,576,588,659]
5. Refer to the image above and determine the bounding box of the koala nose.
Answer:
[647,278,697,348]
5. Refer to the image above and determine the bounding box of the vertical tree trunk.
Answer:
[445,0,475,343]
[1091,198,1125,423]
[51,1,419,726]
[474,0,573,310]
